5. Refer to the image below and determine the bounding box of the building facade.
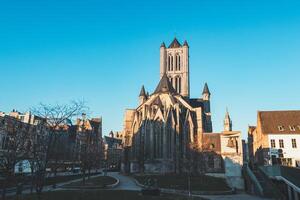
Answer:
[121,39,243,188]
[248,110,300,167]
[104,131,123,170]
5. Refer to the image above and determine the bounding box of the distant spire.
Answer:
[224,108,232,131]
[225,107,230,119]
[139,85,146,97]
[202,82,210,95]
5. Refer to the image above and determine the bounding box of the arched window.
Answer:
[174,76,181,93]
[167,55,171,71]
[175,77,178,92]
[170,56,173,71]
[178,77,181,93]
[169,77,173,85]
[178,55,181,70]
[174,55,177,71]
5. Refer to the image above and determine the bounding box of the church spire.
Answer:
[224,108,232,131]
[139,85,147,105]
[139,85,146,97]
[202,82,211,101]
[202,82,210,95]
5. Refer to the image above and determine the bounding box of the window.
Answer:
[174,55,177,70]
[279,139,284,148]
[170,56,173,70]
[289,126,296,131]
[208,155,214,168]
[178,55,181,70]
[292,139,297,148]
[178,77,181,93]
[270,139,276,148]
[278,126,284,131]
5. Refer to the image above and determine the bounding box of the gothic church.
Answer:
[121,39,243,181]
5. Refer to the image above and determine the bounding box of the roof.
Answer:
[189,98,204,108]
[168,38,181,48]
[202,83,210,95]
[258,110,300,134]
[139,85,146,97]
[104,136,122,148]
[153,73,177,95]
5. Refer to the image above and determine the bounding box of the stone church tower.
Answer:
[160,38,190,98]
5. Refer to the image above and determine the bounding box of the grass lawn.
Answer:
[65,175,117,187]
[45,172,101,186]
[7,190,207,200]
[134,174,231,191]
[0,172,101,188]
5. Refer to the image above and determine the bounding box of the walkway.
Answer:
[198,193,272,200]
[107,172,141,191]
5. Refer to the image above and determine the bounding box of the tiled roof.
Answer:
[153,73,177,94]
[189,98,203,108]
[168,38,181,48]
[259,110,300,134]
[104,136,122,148]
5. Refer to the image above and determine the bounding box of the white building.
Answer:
[248,110,300,167]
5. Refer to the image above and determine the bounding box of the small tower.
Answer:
[139,85,147,105]
[202,82,210,101]
[202,83,212,132]
[224,108,232,132]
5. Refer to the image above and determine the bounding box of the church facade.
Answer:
[121,39,243,187]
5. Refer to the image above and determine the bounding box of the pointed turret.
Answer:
[202,83,210,95]
[139,85,147,105]
[139,85,146,97]
[202,83,211,101]
[153,73,176,94]
[168,37,181,48]
[183,40,189,47]
[160,42,166,48]
[224,108,232,131]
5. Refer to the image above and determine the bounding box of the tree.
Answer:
[30,100,87,198]
[76,115,102,184]
[0,116,30,200]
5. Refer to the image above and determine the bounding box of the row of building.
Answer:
[0,110,104,173]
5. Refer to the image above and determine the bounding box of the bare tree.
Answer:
[0,116,30,200]
[76,116,102,184]
[30,100,87,198]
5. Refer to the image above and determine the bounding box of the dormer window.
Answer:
[289,126,296,131]
[278,126,284,131]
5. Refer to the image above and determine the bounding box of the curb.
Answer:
[133,178,235,196]
[60,176,119,190]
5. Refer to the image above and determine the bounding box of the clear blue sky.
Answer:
[1,0,300,139]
